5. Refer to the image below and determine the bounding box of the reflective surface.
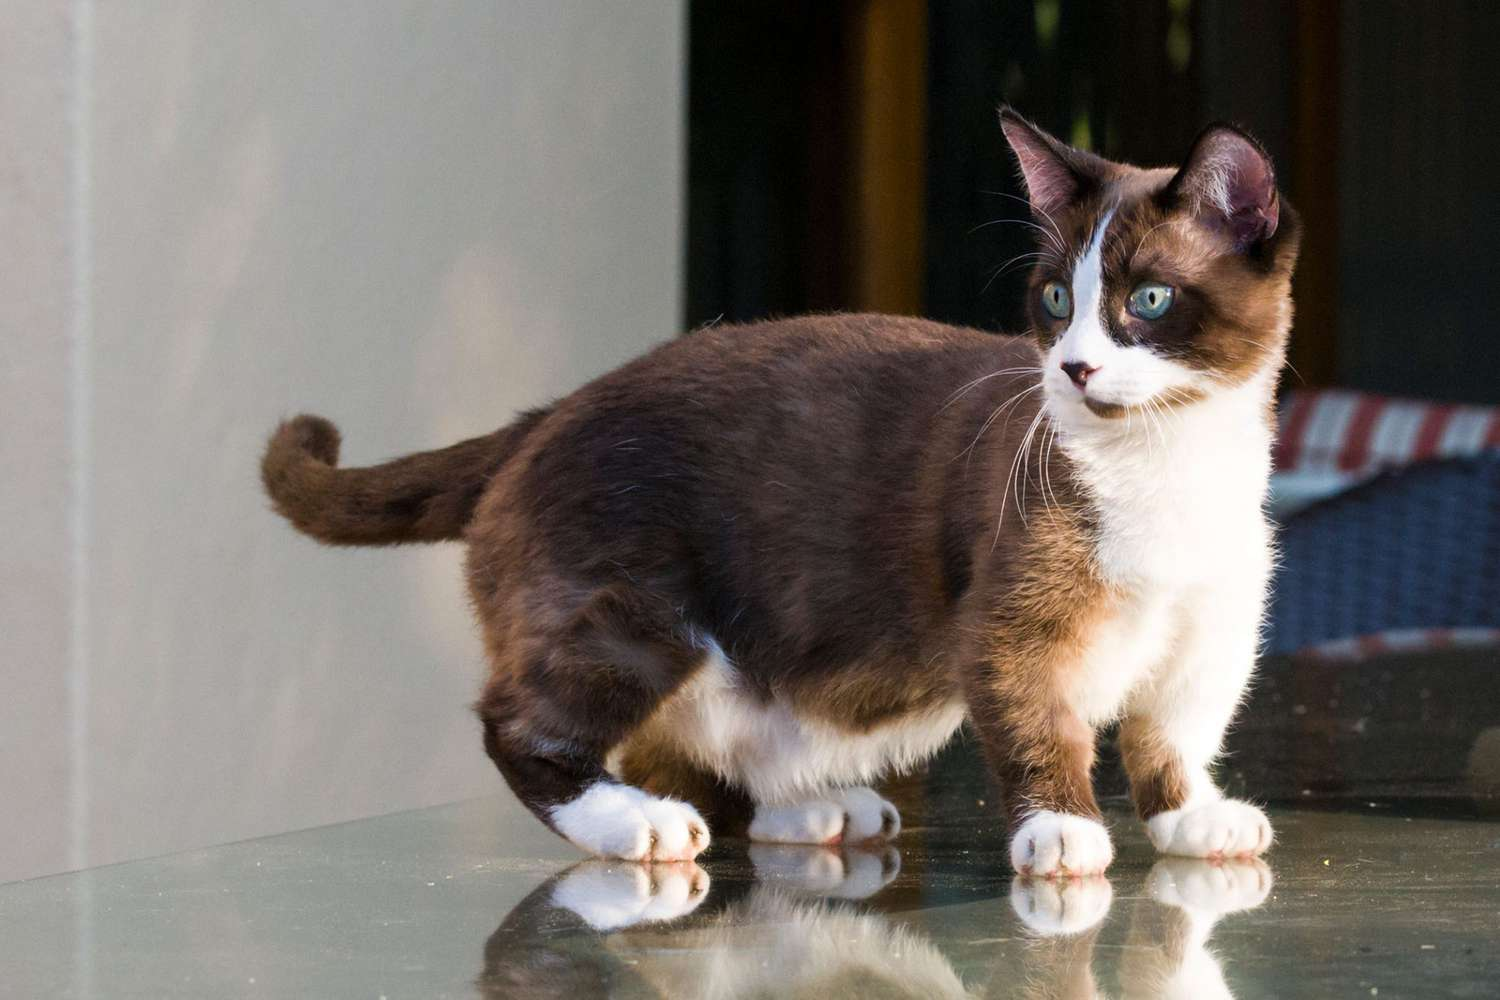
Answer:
[4,795,1499,998]
[4,646,1499,998]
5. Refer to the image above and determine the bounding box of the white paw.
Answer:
[1147,800,1272,859]
[748,787,900,845]
[1148,858,1273,915]
[749,844,901,900]
[835,786,903,841]
[1010,875,1114,936]
[550,860,710,931]
[550,783,710,862]
[1009,811,1114,877]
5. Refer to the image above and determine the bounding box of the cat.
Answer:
[261,107,1299,876]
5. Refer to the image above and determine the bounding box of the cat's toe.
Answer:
[1147,800,1272,859]
[1010,873,1113,936]
[748,800,847,844]
[1148,857,1272,915]
[1009,811,1114,877]
[638,797,711,861]
[833,787,902,842]
[552,784,710,861]
[551,860,710,931]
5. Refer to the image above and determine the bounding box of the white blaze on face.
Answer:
[1043,208,1200,419]
[1057,209,1117,372]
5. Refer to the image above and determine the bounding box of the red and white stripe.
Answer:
[1275,389,1500,477]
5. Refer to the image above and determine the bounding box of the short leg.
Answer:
[967,653,1112,877]
[1121,585,1273,859]
[747,787,902,845]
[475,585,711,862]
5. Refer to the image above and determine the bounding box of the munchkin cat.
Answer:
[262,107,1299,876]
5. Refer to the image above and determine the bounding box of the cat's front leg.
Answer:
[1120,585,1272,859]
[968,652,1112,877]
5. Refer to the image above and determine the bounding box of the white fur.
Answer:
[550,782,709,862]
[1009,810,1114,877]
[1147,799,1273,858]
[640,641,967,805]
[748,786,901,844]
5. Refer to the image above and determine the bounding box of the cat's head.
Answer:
[998,108,1301,427]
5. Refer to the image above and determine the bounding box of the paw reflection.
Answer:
[1148,856,1273,916]
[749,843,901,899]
[550,859,709,931]
[1010,874,1114,936]
[480,847,965,1000]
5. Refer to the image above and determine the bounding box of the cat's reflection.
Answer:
[477,850,1269,999]
[1007,859,1271,1000]
[477,844,936,998]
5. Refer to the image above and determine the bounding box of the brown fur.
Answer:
[1118,717,1192,820]
[261,111,1299,850]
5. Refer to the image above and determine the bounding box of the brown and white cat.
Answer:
[262,108,1299,875]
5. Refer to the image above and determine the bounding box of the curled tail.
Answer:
[261,408,549,545]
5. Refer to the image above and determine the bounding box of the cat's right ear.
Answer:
[998,106,1110,217]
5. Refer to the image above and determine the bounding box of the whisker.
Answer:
[956,383,1042,467]
[980,253,1051,296]
[992,406,1046,551]
[938,367,1043,413]
[979,190,1068,251]
[968,215,1068,260]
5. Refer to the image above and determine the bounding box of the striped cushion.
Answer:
[1270,389,1500,516]
[1275,389,1500,476]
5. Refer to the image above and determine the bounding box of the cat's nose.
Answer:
[1061,361,1099,389]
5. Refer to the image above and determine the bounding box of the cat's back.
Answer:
[505,312,1035,505]
[555,312,1034,435]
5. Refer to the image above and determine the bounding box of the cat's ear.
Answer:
[1167,123,1279,249]
[998,106,1110,217]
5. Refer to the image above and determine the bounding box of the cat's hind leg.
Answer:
[474,585,712,862]
[615,737,900,847]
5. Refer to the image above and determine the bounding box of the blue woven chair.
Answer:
[1265,453,1500,656]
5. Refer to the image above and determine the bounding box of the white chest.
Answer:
[1065,587,1178,725]
[1065,386,1276,589]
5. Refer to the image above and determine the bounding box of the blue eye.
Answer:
[1128,282,1175,320]
[1041,280,1072,319]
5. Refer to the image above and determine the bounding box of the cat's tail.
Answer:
[260,408,550,545]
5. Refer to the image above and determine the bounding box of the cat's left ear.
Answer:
[1167,124,1279,249]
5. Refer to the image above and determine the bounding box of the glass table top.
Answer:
[4,795,1498,998]
[4,645,1499,998]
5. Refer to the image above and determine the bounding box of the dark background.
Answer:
[687,0,1500,406]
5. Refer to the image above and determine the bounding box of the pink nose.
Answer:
[1061,361,1099,389]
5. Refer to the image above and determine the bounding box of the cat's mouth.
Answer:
[1082,397,1128,419]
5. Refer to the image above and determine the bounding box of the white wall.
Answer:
[0,0,685,883]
